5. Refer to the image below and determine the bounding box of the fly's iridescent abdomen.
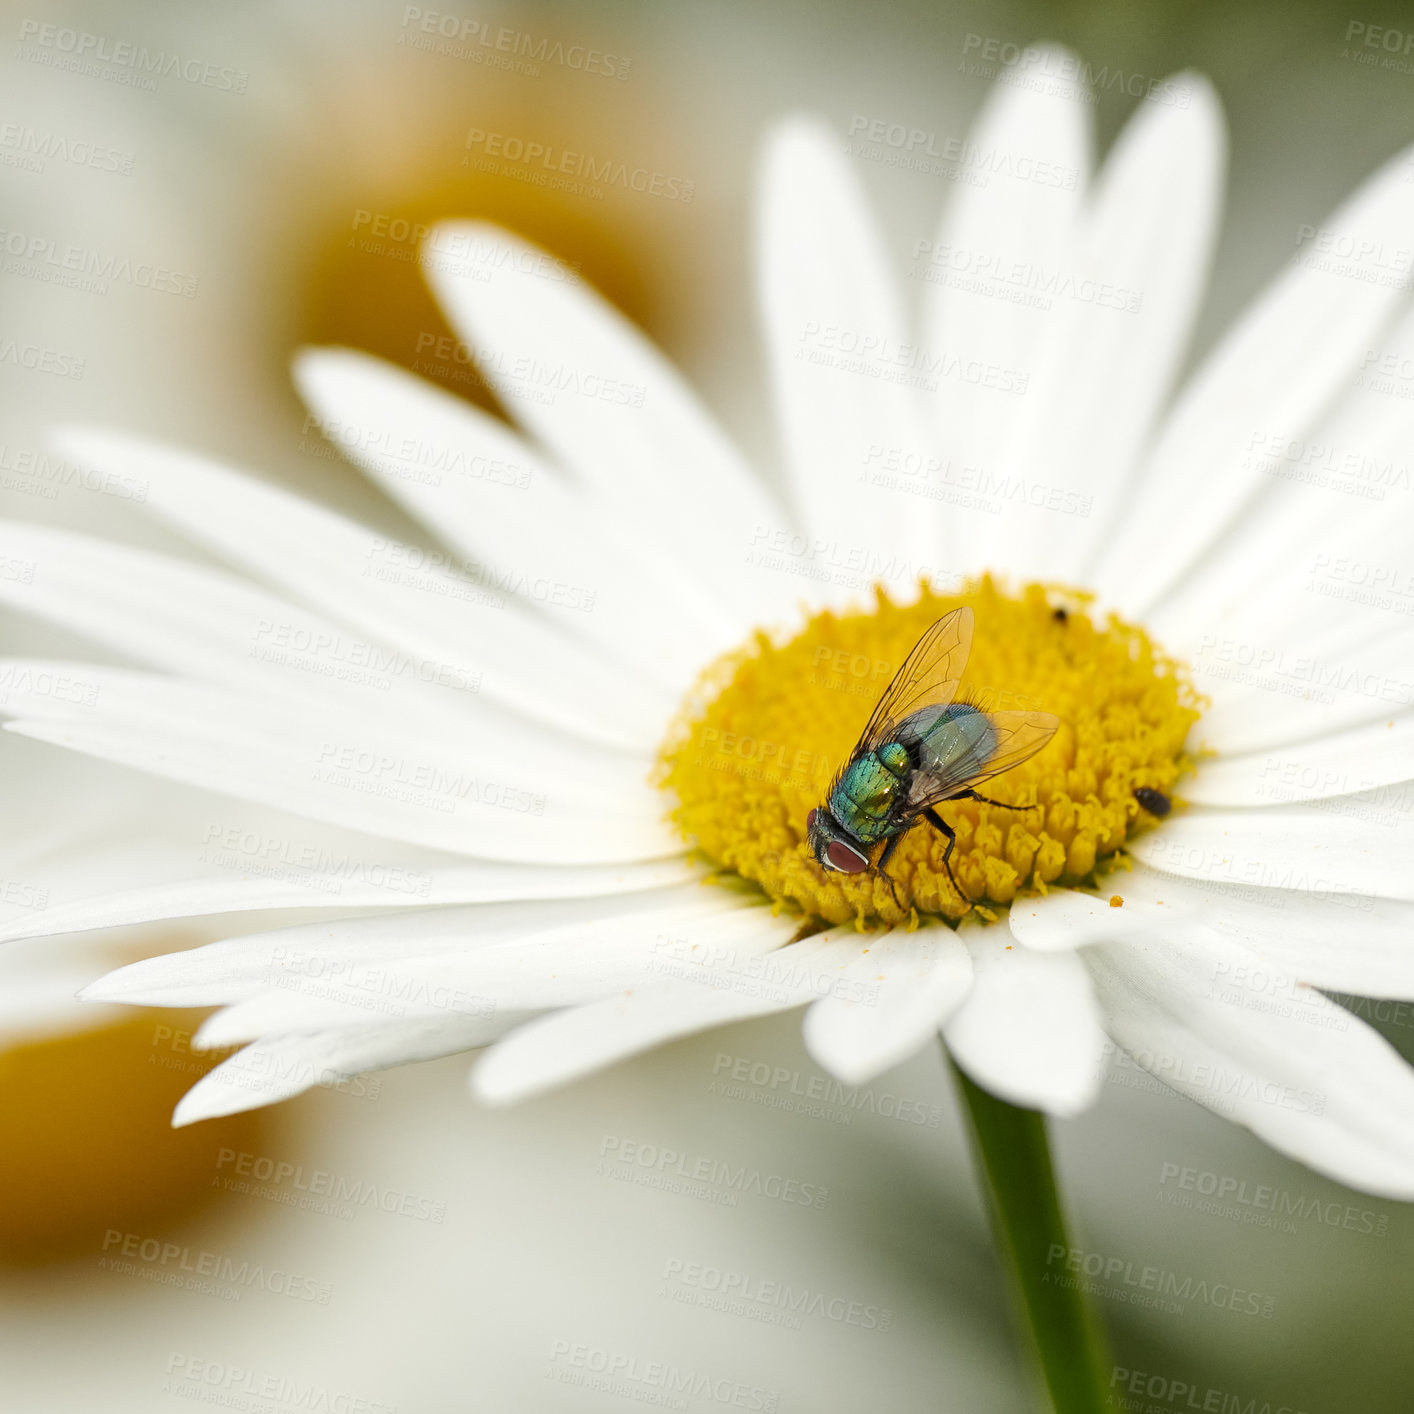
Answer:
[910,703,996,782]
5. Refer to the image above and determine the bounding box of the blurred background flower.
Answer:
[4,0,1414,1409]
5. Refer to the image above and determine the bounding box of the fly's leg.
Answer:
[921,807,972,914]
[875,834,905,912]
[959,788,1035,812]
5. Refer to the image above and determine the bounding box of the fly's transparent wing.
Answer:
[854,607,974,756]
[907,710,1060,811]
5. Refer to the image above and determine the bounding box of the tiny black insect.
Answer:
[1134,786,1171,817]
[1052,607,1068,622]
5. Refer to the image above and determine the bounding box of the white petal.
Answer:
[802,927,971,1083]
[1186,714,1414,806]
[0,510,648,756]
[1087,929,1414,1198]
[757,117,936,589]
[1190,623,1414,756]
[471,921,836,1104]
[172,1015,517,1125]
[0,519,482,726]
[920,44,1090,573]
[0,654,641,795]
[470,984,786,1105]
[1131,799,1414,901]
[1094,142,1414,614]
[51,426,656,748]
[292,348,734,695]
[1007,875,1202,951]
[0,853,693,945]
[1205,892,1414,1002]
[0,663,672,864]
[1147,301,1414,653]
[0,741,689,944]
[994,73,1225,584]
[942,930,1107,1115]
[3,714,666,865]
[286,892,775,1023]
[1012,864,1414,1001]
[192,893,768,1046]
[81,884,746,1008]
[423,223,793,625]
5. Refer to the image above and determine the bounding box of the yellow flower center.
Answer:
[657,578,1200,928]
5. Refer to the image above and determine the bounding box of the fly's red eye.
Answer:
[825,841,868,873]
[806,809,818,829]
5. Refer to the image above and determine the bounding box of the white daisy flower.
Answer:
[11,51,1414,1203]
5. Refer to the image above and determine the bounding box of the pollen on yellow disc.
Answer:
[658,578,1201,929]
[0,1010,265,1261]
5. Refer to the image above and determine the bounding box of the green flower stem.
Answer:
[950,1056,1111,1414]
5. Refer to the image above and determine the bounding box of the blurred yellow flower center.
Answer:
[658,578,1200,928]
[0,1009,265,1261]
